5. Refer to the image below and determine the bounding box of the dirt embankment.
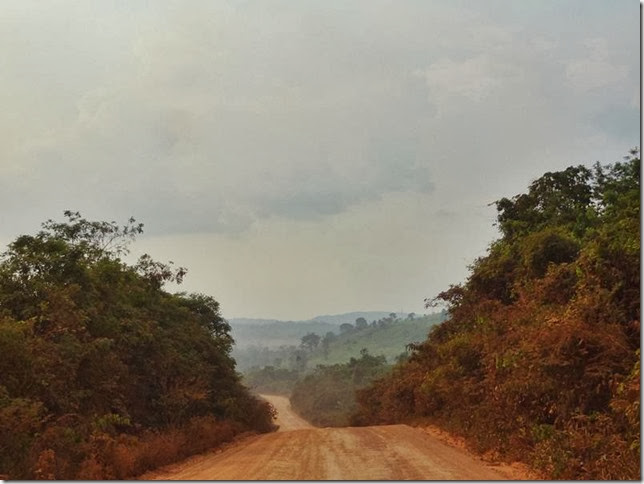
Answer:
[142,394,524,480]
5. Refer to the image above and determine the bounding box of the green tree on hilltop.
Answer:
[300,332,321,352]
[355,317,368,329]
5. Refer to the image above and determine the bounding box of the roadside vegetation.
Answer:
[0,212,275,479]
[290,350,390,427]
[353,151,640,480]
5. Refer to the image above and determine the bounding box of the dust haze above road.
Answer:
[264,394,315,432]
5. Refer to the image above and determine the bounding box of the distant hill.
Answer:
[310,312,398,325]
[229,311,403,349]
[228,317,284,326]
[234,312,446,372]
[308,313,445,366]
[230,320,338,349]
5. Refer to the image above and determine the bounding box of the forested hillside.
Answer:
[0,212,274,479]
[240,313,443,390]
[234,313,440,372]
[354,151,640,480]
[230,319,338,350]
[307,313,445,367]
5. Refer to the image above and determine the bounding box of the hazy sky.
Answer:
[1,1,639,320]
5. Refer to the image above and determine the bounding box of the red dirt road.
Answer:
[143,395,511,480]
[265,394,314,431]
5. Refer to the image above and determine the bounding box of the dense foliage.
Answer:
[354,151,640,479]
[0,212,274,479]
[291,350,390,427]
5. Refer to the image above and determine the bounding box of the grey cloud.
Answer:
[1,0,638,320]
[261,190,350,221]
[591,106,640,142]
[0,0,638,241]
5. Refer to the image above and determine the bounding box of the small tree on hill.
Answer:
[300,333,321,352]
[321,332,337,359]
[355,317,368,329]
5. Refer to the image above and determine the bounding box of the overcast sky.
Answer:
[1,0,639,320]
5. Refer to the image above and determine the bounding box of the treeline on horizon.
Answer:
[0,212,274,479]
[352,150,640,479]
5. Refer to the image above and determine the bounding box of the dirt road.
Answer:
[144,395,510,480]
[265,394,314,431]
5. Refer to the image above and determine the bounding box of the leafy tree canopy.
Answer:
[0,212,273,479]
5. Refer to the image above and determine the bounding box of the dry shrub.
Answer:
[529,426,572,478]
[563,415,639,480]
[110,437,138,479]
[89,417,244,479]
[33,449,56,480]
[29,416,248,480]
[184,416,239,454]
[29,423,90,479]
[76,455,105,480]
[135,428,186,471]
[534,263,578,305]
[355,305,640,479]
